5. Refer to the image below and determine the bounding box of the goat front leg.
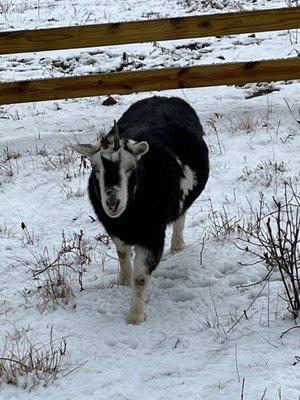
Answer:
[171,214,185,252]
[126,243,163,325]
[112,236,132,286]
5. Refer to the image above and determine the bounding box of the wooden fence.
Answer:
[0,6,299,105]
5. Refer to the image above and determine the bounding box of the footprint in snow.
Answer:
[155,268,188,280]
[105,339,138,350]
[158,279,174,289]
[173,289,196,302]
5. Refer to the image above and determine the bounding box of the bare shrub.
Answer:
[36,230,92,290]
[0,327,67,390]
[16,230,93,311]
[240,193,266,237]
[238,182,300,318]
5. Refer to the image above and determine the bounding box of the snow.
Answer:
[0,0,300,399]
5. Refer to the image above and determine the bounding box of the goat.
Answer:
[72,96,209,324]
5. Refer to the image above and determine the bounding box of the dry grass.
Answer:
[0,327,67,390]
[59,183,87,199]
[34,144,48,156]
[22,266,76,312]
[0,144,21,183]
[39,145,89,192]
[0,162,14,184]
[238,160,287,191]
[207,200,244,242]
[40,145,78,171]
[225,112,261,134]
[0,221,15,238]
[21,221,37,246]
[0,0,12,19]
[2,144,21,163]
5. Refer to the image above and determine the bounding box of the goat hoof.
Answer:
[126,311,146,325]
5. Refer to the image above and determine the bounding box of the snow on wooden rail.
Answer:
[0,7,299,105]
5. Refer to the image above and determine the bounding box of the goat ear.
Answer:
[71,143,100,158]
[130,141,149,158]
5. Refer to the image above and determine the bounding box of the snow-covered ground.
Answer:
[0,1,300,399]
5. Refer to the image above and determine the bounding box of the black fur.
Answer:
[89,96,209,273]
[101,156,120,188]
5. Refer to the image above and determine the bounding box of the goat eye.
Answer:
[92,166,100,173]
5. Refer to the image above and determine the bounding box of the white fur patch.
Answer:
[101,150,120,162]
[180,164,197,197]
[176,157,197,212]
[127,139,136,148]
[134,246,148,279]
[176,157,198,209]
[179,200,184,212]
[176,157,183,167]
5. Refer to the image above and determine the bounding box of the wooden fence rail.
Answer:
[1,58,299,105]
[0,7,299,54]
[0,7,299,105]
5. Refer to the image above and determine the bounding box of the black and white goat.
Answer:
[73,96,209,324]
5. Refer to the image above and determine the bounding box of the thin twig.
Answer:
[280,325,300,338]
[240,378,245,400]
[235,342,240,383]
[0,357,28,368]
[63,359,89,377]
[227,281,268,333]
[284,98,300,125]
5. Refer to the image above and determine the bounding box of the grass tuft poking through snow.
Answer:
[0,327,67,391]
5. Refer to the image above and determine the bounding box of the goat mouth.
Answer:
[108,209,118,216]
[105,205,123,218]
